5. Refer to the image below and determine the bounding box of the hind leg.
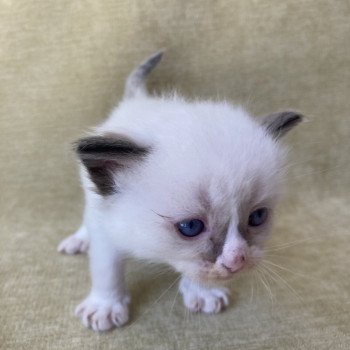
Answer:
[58,225,89,255]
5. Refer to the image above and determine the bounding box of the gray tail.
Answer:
[124,50,164,99]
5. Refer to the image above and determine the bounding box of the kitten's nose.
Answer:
[221,251,246,273]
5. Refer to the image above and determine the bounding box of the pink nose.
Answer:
[221,253,246,273]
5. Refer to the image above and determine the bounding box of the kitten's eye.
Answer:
[248,208,268,227]
[176,219,205,237]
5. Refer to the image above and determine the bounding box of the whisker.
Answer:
[168,284,180,319]
[138,275,181,320]
[267,237,314,249]
[264,253,295,259]
[260,264,303,303]
[184,301,190,324]
[260,268,276,304]
[265,237,315,252]
[256,267,274,303]
[258,265,287,297]
[264,255,296,262]
[126,264,173,280]
[150,267,175,279]
[263,259,319,281]
[249,273,255,304]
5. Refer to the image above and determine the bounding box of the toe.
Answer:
[58,236,89,255]
[75,297,129,332]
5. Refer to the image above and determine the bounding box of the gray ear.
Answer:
[262,111,304,139]
[75,133,150,196]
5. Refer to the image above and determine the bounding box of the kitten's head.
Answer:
[77,98,302,283]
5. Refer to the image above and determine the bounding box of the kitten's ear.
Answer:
[261,111,304,139]
[75,133,150,196]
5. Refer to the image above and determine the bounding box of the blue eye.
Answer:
[176,219,205,237]
[248,208,268,227]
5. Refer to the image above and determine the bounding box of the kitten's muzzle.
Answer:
[218,251,247,275]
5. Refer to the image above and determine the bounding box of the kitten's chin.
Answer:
[174,257,262,285]
[174,261,246,285]
[205,264,245,282]
[170,245,265,283]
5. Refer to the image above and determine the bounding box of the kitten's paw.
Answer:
[57,230,89,255]
[179,278,229,314]
[75,295,130,332]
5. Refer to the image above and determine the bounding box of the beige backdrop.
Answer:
[1,1,349,349]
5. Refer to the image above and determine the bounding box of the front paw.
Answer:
[58,234,89,255]
[75,295,130,331]
[179,278,230,314]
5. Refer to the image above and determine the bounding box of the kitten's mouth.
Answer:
[180,259,256,282]
[201,262,247,281]
[221,263,244,275]
[215,265,245,281]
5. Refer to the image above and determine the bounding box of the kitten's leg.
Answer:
[57,224,89,255]
[179,276,230,314]
[75,233,129,331]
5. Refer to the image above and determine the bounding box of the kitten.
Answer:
[58,51,303,331]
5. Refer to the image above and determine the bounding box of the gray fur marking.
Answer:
[262,111,304,139]
[124,50,164,99]
[76,134,150,196]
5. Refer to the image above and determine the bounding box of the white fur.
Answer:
[57,225,89,255]
[59,54,291,331]
[179,276,230,314]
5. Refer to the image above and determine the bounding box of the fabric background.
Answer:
[1,1,349,349]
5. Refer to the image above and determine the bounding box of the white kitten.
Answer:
[58,51,303,331]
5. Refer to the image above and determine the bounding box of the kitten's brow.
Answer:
[197,188,212,212]
[152,210,174,220]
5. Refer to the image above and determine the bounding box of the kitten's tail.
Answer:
[124,50,164,99]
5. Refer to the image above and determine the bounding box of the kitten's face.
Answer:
[78,100,302,284]
[120,132,282,283]
[145,188,276,283]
